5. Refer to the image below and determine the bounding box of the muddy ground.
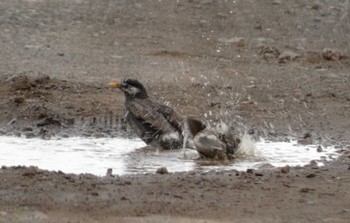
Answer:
[0,0,350,222]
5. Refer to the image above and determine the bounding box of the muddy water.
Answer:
[0,136,339,176]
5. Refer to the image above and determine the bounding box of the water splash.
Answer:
[236,133,256,157]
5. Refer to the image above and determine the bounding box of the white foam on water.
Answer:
[0,136,340,176]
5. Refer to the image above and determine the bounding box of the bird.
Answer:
[185,118,240,160]
[108,79,184,150]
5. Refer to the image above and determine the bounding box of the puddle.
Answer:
[0,136,339,176]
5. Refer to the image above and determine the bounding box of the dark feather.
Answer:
[118,79,183,150]
[126,99,183,137]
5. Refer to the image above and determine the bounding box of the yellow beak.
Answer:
[107,82,121,88]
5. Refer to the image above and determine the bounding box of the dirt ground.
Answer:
[0,0,350,222]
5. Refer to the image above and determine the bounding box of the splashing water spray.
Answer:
[236,133,256,157]
[182,119,190,158]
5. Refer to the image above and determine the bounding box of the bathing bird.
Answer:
[108,79,184,150]
[185,118,240,160]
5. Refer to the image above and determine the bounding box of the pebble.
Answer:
[156,167,169,175]
[303,132,312,139]
[255,163,275,170]
[300,188,310,193]
[309,160,318,167]
[297,138,313,145]
[106,168,113,177]
[91,192,99,196]
[255,172,264,177]
[280,165,290,174]
[246,169,254,174]
[22,127,33,132]
[300,187,315,193]
[317,145,323,152]
[13,97,25,104]
[311,4,321,10]
[306,173,317,178]
[25,132,35,138]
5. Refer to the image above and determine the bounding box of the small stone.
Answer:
[25,132,35,138]
[13,97,25,104]
[37,117,62,127]
[306,173,317,178]
[300,187,315,193]
[281,165,290,174]
[309,160,318,167]
[255,163,275,170]
[246,169,254,174]
[317,145,323,152]
[106,168,113,177]
[254,23,262,30]
[311,4,321,10]
[91,192,99,196]
[22,127,33,132]
[156,167,169,174]
[23,169,38,177]
[248,129,255,135]
[298,138,313,145]
[303,132,312,139]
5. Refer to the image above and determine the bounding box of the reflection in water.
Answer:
[0,136,339,176]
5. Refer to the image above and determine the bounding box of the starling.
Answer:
[108,79,183,150]
[185,118,240,160]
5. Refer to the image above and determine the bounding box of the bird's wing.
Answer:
[125,99,180,134]
[153,102,183,131]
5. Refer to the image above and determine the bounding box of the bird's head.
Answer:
[108,79,148,100]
